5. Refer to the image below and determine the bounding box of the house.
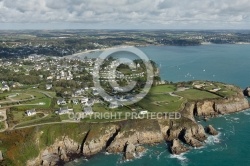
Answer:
[83,106,93,115]
[46,76,53,80]
[46,84,53,90]
[93,90,99,96]
[72,99,79,105]
[56,107,72,115]
[1,85,10,91]
[103,96,113,102]
[57,99,66,105]
[25,109,36,116]
[85,99,94,106]
[81,97,88,104]
[139,110,148,115]
[72,89,85,97]
[109,101,119,109]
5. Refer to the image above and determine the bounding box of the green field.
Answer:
[137,93,183,112]
[93,103,109,112]
[0,90,54,109]
[149,84,176,94]
[14,98,52,109]
[175,89,221,101]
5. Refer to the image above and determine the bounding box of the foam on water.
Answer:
[205,132,221,145]
[170,153,189,166]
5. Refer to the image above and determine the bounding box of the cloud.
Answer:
[0,0,250,29]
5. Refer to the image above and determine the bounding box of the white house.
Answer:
[46,84,53,90]
[72,99,79,105]
[81,97,88,104]
[1,85,10,91]
[25,109,36,116]
[139,110,148,115]
[56,107,73,115]
[57,99,66,105]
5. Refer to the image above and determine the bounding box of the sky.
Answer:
[0,0,250,30]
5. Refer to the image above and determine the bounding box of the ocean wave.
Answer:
[156,151,164,160]
[243,112,250,115]
[205,132,221,145]
[104,152,113,155]
[170,153,189,166]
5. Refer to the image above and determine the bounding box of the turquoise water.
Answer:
[67,44,250,166]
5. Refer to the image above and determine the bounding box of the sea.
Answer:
[66,44,250,166]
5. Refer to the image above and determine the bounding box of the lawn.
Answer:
[72,104,83,112]
[175,89,221,101]
[137,93,183,112]
[149,84,176,94]
[93,103,109,112]
[15,98,52,109]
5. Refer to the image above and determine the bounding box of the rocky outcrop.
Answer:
[166,118,206,149]
[107,120,163,154]
[180,102,196,121]
[27,136,81,166]
[194,97,249,118]
[124,143,135,160]
[82,124,119,156]
[157,119,170,138]
[170,139,189,155]
[206,125,218,135]
[215,98,249,114]
[123,143,146,160]
[243,87,250,97]
[166,118,206,141]
[183,128,203,147]
[195,101,216,117]
[135,145,146,155]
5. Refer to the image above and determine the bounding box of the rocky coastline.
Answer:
[24,92,249,166]
[243,87,250,97]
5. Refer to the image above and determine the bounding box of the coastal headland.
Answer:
[0,81,249,166]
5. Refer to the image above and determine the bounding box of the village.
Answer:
[0,54,158,130]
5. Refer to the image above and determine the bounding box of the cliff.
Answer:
[194,96,249,117]
[107,120,163,154]
[22,120,165,166]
